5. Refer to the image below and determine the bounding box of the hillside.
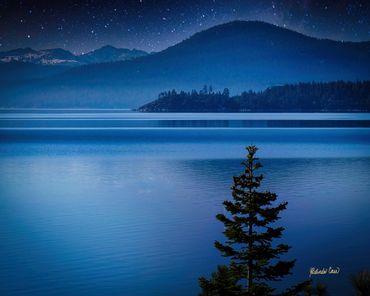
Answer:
[1,21,370,108]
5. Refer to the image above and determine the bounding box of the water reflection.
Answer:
[0,111,369,295]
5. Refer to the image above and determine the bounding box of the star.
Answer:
[0,0,369,54]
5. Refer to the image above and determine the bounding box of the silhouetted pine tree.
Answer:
[222,88,230,98]
[351,270,370,296]
[199,145,309,296]
[303,283,327,296]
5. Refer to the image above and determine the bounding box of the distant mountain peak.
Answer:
[0,45,148,66]
[186,20,308,42]
[89,45,120,53]
[0,47,37,57]
[80,45,148,64]
[99,45,117,50]
[41,48,73,53]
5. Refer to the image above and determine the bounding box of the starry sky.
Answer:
[0,0,369,54]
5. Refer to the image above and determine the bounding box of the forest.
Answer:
[137,81,370,112]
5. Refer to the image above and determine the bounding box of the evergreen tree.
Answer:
[351,270,370,296]
[199,264,243,296]
[199,145,309,295]
[303,283,327,296]
[222,88,230,98]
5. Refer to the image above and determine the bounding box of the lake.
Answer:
[0,111,370,295]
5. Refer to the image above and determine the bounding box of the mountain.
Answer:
[0,48,81,66]
[79,45,148,64]
[0,45,148,67]
[38,48,81,66]
[1,21,370,108]
[0,45,149,83]
[0,48,38,58]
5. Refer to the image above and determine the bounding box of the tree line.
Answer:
[137,81,370,112]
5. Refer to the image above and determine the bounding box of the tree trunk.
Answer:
[247,214,253,292]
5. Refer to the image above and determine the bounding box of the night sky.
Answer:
[0,0,369,54]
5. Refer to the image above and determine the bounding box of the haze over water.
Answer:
[0,111,369,295]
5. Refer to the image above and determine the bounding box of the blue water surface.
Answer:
[0,112,369,296]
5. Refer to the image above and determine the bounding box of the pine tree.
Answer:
[199,264,242,296]
[199,145,309,295]
[351,270,370,296]
[222,88,230,98]
[303,283,327,296]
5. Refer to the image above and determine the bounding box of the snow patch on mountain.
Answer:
[0,46,148,66]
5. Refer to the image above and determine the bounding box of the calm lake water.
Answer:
[0,111,370,295]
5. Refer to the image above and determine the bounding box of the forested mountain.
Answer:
[137,81,370,112]
[1,21,370,108]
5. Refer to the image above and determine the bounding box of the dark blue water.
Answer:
[0,112,370,295]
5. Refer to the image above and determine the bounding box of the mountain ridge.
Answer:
[0,45,149,66]
[1,20,370,108]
